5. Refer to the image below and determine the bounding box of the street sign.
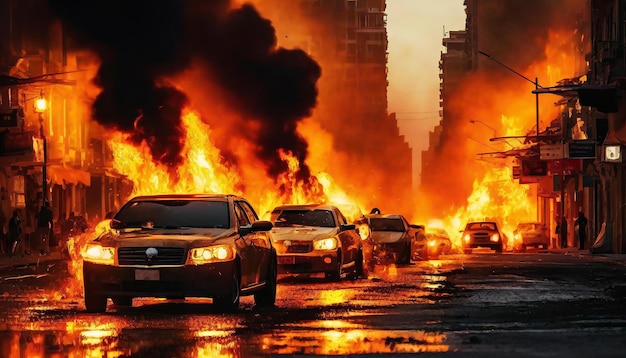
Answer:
[540,143,564,160]
[566,140,596,159]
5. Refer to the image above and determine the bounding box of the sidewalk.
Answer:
[0,248,64,270]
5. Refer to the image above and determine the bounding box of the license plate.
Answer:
[278,256,295,265]
[135,269,160,281]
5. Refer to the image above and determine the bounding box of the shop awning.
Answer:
[47,165,91,186]
[533,84,619,113]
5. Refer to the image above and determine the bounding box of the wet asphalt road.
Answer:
[1,251,626,357]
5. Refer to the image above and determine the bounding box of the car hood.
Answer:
[271,226,338,241]
[370,231,406,243]
[517,230,543,236]
[95,228,236,247]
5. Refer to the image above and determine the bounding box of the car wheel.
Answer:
[325,251,342,281]
[111,296,133,307]
[254,254,277,307]
[214,264,241,312]
[399,244,411,264]
[354,249,365,278]
[495,244,503,253]
[84,286,107,313]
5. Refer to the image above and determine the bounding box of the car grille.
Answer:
[276,240,312,253]
[118,247,186,266]
[472,233,491,242]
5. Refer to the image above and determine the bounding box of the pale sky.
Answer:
[386,0,466,188]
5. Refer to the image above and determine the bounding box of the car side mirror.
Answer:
[239,220,273,235]
[341,224,356,232]
[110,219,123,230]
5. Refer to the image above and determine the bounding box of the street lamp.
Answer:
[477,50,544,223]
[34,92,47,204]
[469,119,516,149]
[469,119,497,138]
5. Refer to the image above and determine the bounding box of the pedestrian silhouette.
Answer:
[575,211,588,250]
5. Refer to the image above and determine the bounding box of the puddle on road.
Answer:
[0,258,459,356]
[0,321,450,356]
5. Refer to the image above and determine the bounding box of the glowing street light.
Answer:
[34,92,48,204]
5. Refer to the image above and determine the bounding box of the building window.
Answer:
[12,175,26,208]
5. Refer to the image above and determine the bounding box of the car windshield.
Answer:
[369,218,405,232]
[467,222,496,231]
[517,223,541,231]
[113,200,230,229]
[273,209,335,228]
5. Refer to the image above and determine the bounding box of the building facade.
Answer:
[0,0,123,239]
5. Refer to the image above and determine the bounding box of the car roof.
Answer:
[365,214,405,220]
[272,203,337,211]
[128,194,242,202]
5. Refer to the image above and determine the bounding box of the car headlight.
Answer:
[490,233,500,242]
[190,245,235,264]
[82,243,115,265]
[428,240,437,247]
[313,238,338,251]
[514,234,520,241]
[463,234,471,242]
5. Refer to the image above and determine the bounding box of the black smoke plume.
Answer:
[50,0,321,188]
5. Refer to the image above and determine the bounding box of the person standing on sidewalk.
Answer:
[9,210,23,257]
[35,202,53,256]
[575,211,588,250]
[557,216,568,248]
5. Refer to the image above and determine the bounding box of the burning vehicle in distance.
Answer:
[269,204,364,281]
[425,228,453,258]
[511,222,550,251]
[461,220,506,253]
[362,213,429,266]
[81,194,277,313]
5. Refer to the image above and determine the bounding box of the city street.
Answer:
[1,251,625,357]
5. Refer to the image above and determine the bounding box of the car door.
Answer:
[334,208,358,265]
[239,200,271,284]
[234,201,257,286]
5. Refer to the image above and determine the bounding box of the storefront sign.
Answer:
[540,143,564,160]
[566,140,596,159]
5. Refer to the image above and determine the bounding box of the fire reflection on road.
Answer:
[0,324,448,357]
[0,257,457,356]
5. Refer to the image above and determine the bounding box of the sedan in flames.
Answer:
[363,213,424,265]
[511,222,550,251]
[270,204,364,281]
[81,194,277,313]
[461,221,505,253]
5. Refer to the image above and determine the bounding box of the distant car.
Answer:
[426,228,453,258]
[270,204,364,281]
[81,194,277,313]
[461,221,505,253]
[363,214,413,265]
[511,222,550,251]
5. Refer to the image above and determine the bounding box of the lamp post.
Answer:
[477,51,544,222]
[34,93,47,204]
[470,119,516,148]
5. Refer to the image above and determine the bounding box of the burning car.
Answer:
[461,221,505,253]
[426,228,453,258]
[511,222,550,251]
[363,213,425,265]
[81,194,277,313]
[269,204,364,281]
